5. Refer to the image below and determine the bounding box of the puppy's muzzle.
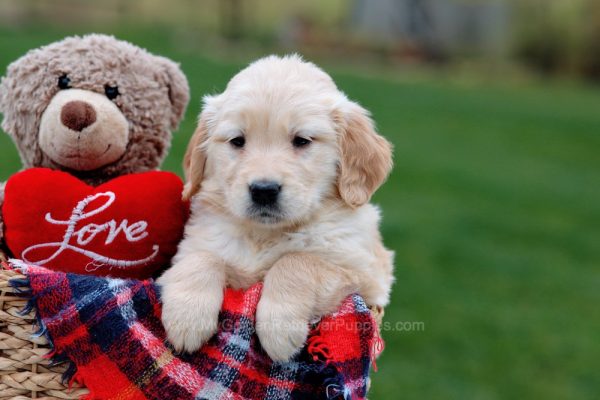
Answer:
[249,180,281,206]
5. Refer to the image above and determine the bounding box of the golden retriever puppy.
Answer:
[158,55,394,362]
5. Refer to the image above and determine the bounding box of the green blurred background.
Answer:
[0,1,599,398]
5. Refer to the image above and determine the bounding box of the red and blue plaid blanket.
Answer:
[10,262,379,400]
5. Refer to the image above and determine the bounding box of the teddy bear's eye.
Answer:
[104,85,120,100]
[57,74,71,90]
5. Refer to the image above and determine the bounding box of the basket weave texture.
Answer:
[0,250,89,399]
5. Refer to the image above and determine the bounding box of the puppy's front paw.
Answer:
[256,298,309,362]
[161,291,221,353]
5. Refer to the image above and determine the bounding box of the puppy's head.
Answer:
[184,55,392,226]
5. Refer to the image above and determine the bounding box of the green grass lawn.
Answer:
[1,27,599,399]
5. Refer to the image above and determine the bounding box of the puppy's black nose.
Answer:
[250,181,281,206]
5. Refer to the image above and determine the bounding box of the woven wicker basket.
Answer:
[0,249,383,399]
[0,250,89,399]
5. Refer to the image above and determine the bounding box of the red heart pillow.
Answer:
[3,168,188,279]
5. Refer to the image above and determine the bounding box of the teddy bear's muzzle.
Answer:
[38,89,129,172]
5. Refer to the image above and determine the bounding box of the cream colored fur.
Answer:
[158,55,394,362]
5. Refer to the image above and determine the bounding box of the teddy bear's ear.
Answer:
[0,76,8,116]
[0,75,13,136]
[156,56,190,131]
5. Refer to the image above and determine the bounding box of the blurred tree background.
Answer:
[0,1,599,399]
[1,0,600,79]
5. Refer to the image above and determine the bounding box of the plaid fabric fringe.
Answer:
[9,261,377,400]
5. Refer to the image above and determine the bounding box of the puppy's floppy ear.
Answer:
[336,101,393,208]
[156,56,190,130]
[182,116,208,201]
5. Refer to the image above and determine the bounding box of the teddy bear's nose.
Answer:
[60,101,97,132]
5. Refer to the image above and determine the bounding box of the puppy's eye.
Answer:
[57,74,71,90]
[292,136,312,148]
[105,85,120,100]
[229,136,246,148]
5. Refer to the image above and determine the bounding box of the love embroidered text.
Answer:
[21,191,159,270]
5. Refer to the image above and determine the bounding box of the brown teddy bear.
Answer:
[0,34,190,279]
